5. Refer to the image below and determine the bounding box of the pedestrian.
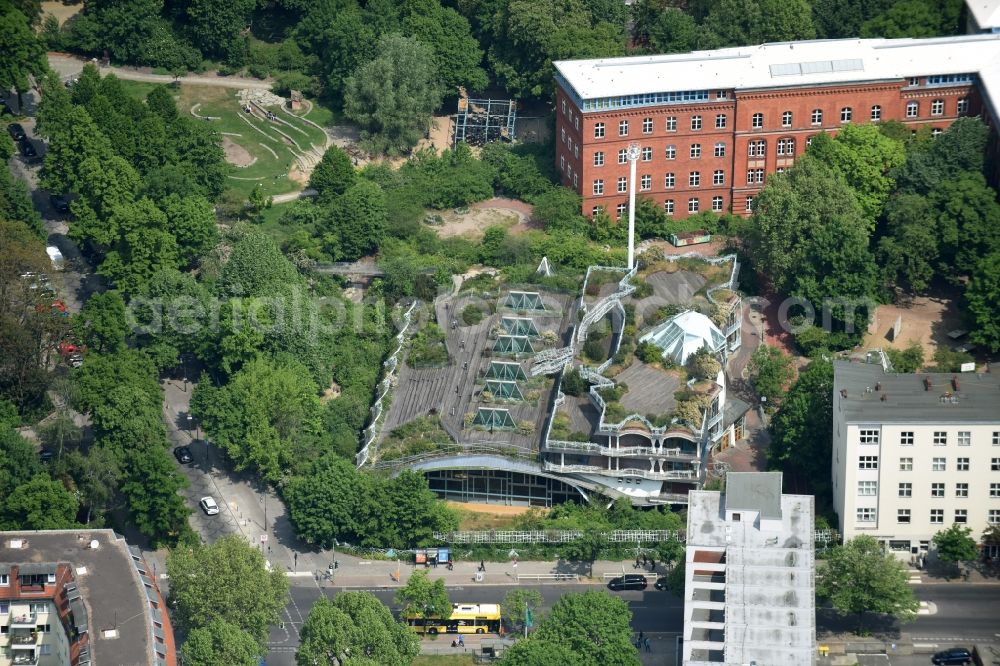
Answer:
[634,557,640,569]
[644,637,651,652]
[638,631,643,643]
[641,554,647,566]
[458,635,465,647]
[649,558,656,572]
[480,560,486,572]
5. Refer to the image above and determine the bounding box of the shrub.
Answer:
[462,304,484,325]
[636,341,662,364]
[885,343,924,373]
[561,367,587,396]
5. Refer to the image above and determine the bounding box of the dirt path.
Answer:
[432,198,537,239]
[47,53,273,89]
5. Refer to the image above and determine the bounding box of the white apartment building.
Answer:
[683,472,816,666]
[832,359,1000,559]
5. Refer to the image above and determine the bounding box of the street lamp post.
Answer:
[625,143,641,270]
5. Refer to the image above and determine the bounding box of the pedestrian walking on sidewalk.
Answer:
[644,638,651,652]
[638,631,643,643]
[480,560,486,572]
[458,635,465,647]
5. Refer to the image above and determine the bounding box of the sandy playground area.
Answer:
[432,198,536,239]
[862,291,964,361]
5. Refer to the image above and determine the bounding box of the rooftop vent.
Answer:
[101,629,119,639]
[9,539,26,549]
[89,539,99,550]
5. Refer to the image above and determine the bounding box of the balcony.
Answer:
[542,461,697,481]
[9,611,36,629]
[11,631,39,648]
[545,440,697,459]
[13,652,39,665]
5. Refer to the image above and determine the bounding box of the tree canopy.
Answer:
[166,535,290,645]
[297,594,419,666]
[817,534,919,633]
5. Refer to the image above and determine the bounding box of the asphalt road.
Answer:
[265,581,1000,665]
[267,582,684,665]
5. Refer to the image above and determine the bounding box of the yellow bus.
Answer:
[403,603,502,635]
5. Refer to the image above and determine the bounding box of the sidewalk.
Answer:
[301,558,668,589]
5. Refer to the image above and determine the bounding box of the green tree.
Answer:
[185,0,256,62]
[283,455,367,548]
[167,535,290,644]
[71,445,121,524]
[705,0,815,46]
[929,174,1000,277]
[0,429,43,501]
[966,252,1000,353]
[860,0,962,38]
[533,590,640,666]
[807,125,905,225]
[191,356,322,482]
[750,157,878,334]
[395,569,452,620]
[297,594,419,666]
[75,291,128,353]
[324,180,388,260]
[221,225,300,297]
[120,442,191,542]
[502,588,543,634]
[0,5,47,105]
[636,6,704,54]
[0,475,79,530]
[811,0,894,38]
[182,619,263,666]
[309,146,356,200]
[885,343,924,373]
[747,344,794,407]
[497,639,583,666]
[561,529,606,577]
[877,193,939,292]
[162,194,219,265]
[817,534,920,633]
[932,524,978,568]
[343,33,444,155]
[768,357,834,496]
[402,1,489,92]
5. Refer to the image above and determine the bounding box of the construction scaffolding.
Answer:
[454,87,517,147]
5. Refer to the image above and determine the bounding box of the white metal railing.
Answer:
[517,573,579,582]
[432,529,687,544]
[542,461,696,481]
[356,301,418,467]
[545,440,697,459]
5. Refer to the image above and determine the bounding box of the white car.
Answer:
[199,497,220,516]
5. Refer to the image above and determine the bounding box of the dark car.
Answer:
[18,139,36,158]
[7,123,26,141]
[607,574,648,591]
[173,446,193,464]
[932,648,973,665]
[654,576,668,591]
[39,450,54,463]
[50,194,70,214]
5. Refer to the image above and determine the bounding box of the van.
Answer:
[46,246,64,271]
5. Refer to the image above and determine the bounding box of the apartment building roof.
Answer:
[0,529,169,666]
[725,472,783,520]
[834,360,1000,425]
[554,34,1000,112]
[968,0,1000,30]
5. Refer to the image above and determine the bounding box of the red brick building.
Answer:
[1,530,177,666]
[553,35,1000,220]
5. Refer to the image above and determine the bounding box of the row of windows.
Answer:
[861,456,1000,471]
[862,430,1000,446]
[860,508,1000,524]
[592,195,726,218]
[861,480,1000,497]
[580,90,717,112]
[588,99,969,139]
[593,169,732,194]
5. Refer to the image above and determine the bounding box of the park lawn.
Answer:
[412,656,476,666]
[450,503,530,531]
[118,81,332,201]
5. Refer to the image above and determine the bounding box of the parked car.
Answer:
[932,648,972,665]
[607,574,648,591]
[50,195,70,214]
[39,450,54,463]
[67,353,84,368]
[654,577,668,591]
[199,496,220,515]
[18,139,36,158]
[173,446,193,464]
[7,123,26,141]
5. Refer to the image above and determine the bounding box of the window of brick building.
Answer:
[715,114,727,129]
[665,145,677,160]
[642,117,653,134]
[664,173,675,188]
[714,142,726,157]
[691,115,702,130]
[712,196,723,211]
[690,143,701,158]
[619,120,629,136]
[841,107,852,122]
[641,147,652,161]
[664,199,674,215]
[713,170,724,185]
[871,105,881,121]
[688,198,699,213]
[594,123,605,138]
[617,177,627,193]
[811,109,822,125]
[752,112,763,129]
[931,99,944,115]
[593,180,604,195]
[640,174,651,191]
[906,101,918,118]
[666,116,677,132]
[689,171,700,187]
[782,111,792,127]
[594,151,604,167]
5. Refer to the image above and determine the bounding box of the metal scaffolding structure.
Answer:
[454,89,517,147]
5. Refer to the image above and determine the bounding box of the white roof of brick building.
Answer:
[554,34,1000,118]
